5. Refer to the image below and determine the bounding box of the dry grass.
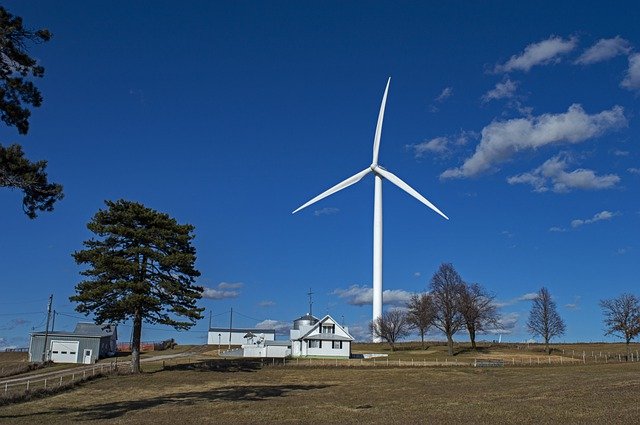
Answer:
[1,358,639,424]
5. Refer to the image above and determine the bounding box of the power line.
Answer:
[0,311,45,316]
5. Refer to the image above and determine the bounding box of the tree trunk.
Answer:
[626,339,631,362]
[447,334,454,356]
[545,337,550,355]
[468,324,477,350]
[131,307,142,373]
[420,330,425,349]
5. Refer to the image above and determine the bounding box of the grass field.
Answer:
[1,353,639,423]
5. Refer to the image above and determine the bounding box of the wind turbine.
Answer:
[293,78,449,342]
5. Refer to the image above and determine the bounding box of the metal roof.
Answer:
[303,334,353,341]
[31,322,116,338]
[209,327,276,334]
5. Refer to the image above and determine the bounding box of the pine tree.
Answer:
[0,6,63,217]
[70,200,204,373]
[0,144,63,218]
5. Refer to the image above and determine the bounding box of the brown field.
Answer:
[1,346,640,424]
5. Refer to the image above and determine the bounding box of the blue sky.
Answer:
[1,1,639,348]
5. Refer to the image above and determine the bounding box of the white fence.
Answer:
[1,362,118,399]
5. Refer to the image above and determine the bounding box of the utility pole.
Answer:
[51,310,56,333]
[42,294,53,362]
[308,288,314,316]
[208,310,212,330]
[228,308,233,348]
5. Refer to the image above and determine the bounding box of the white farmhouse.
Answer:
[290,314,353,358]
[220,313,354,359]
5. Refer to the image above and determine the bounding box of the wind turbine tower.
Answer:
[293,78,449,342]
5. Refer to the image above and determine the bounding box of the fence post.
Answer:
[26,380,29,391]
[59,376,63,386]
[72,373,75,381]
[44,379,47,389]
[4,382,7,394]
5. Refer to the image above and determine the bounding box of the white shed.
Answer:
[207,327,276,346]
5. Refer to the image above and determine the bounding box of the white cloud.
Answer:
[258,300,275,308]
[575,36,632,65]
[484,312,519,335]
[344,323,370,341]
[628,167,640,175]
[549,226,567,232]
[255,319,291,334]
[435,87,453,102]
[565,296,581,310]
[407,137,449,158]
[613,149,629,156]
[495,36,577,73]
[314,207,339,217]
[414,272,421,277]
[441,104,626,179]
[621,53,640,91]
[507,154,620,193]
[332,285,414,306]
[518,292,539,301]
[202,282,243,300]
[0,338,16,351]
[571,210,618,228]
[217,282,243,290]
[482,79,518,102]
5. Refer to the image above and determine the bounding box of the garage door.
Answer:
[50,340,79,363]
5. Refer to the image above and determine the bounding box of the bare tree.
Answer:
[600,293,640,361]
[406,293,435,349]
[430,263,465,356]
[370,309,410,351]
[459,283,500,350]
[526,287,565,354]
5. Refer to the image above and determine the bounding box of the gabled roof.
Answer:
[296,314,354,341]
[209,327,276,334]
[74,322,116,337]
[31,322,116,338]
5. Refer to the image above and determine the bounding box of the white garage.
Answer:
[50,340,79,363]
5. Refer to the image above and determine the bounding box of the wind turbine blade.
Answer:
[292,168,372,214]
[372,77,391,166]
[375,167,449,220]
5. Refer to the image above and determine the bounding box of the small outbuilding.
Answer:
[208,327,276,346]
[29,322,117,364]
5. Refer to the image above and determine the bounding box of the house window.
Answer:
[308,340,320,348]
[321,325,335,334]
[332,341,342,349]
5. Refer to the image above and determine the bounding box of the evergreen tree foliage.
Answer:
[71,200,204,372]
[0,6,51,134]
[0,144,63,218]
[0,6,63,217]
